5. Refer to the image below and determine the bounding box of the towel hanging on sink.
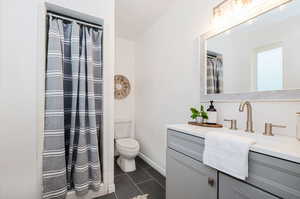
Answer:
[203,131,256,180]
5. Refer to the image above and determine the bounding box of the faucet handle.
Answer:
[263,123,286,136]
[224,119,238,130]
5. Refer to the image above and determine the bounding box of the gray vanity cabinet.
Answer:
[219,173,280,199]
[166,148,218,199]
[167,130,217,199]
[167,129,300,199]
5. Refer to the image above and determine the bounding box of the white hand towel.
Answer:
[203,132,256,180]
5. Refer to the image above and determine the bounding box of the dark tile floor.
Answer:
[96,156,166,199]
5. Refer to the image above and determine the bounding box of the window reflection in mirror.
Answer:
[206,0,300,94]
[255,45,283,91]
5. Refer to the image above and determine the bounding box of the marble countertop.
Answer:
[167,124,300,164]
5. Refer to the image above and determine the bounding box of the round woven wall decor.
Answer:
[114,75,131,100]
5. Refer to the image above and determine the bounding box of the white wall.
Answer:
[0,0,115,198]
[134,0,300,175]
[115,37,135,137]
[134,0,218,173]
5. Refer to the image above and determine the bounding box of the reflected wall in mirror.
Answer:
[206,0,300,95]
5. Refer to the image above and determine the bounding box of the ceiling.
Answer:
[116,0,176,40]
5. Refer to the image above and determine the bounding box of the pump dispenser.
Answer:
[207,101,218,124]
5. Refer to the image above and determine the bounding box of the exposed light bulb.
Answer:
[247,18,256,25]
[279,4,286,11]
[225,30,231,35]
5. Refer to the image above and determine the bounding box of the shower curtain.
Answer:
[43,16,103,199]
[207,56,223,94]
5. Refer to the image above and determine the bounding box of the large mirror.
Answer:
[201,0,300,101]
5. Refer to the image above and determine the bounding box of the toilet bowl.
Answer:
[116,138,140,172]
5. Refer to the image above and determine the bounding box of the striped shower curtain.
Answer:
[43,16,103,199]
[207,56,223,94]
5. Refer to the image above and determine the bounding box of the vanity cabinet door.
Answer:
[166,148,217,199]
[219,173,280,199]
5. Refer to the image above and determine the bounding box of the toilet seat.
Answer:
[116,138,139,150]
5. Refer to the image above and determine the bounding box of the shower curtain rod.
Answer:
[47,12,103,30]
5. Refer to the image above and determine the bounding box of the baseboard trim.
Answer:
[108,183,115,193]
[138,152,166,176]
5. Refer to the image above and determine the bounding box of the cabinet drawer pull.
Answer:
[208,177,215,187]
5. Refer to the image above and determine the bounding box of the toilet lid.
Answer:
[116,138,139,149]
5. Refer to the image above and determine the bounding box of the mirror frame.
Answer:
[199,0,300,102]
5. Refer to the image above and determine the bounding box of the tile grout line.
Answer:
[114,159,166,198]
[136,160,166,189]
[135,178,154,185]
[114,173,126,177]
[142,167,166,190]
[115,169,143,199]
[125,172,145,195]
[114,192,120,199]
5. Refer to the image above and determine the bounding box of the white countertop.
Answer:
[167,124,300,164]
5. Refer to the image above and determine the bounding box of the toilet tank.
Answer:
[115,120,132,139]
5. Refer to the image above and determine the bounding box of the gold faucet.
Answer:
[239,101,254,133]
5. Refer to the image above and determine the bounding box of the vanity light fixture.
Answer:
[212,0,264,27]
[213,0,253,19]
[247,18,256,25]
[279,4,286,10]
[225,30,231,35]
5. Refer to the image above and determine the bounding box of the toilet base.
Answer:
[117,156,136,172]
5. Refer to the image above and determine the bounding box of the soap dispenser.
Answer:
[207,101,218,124]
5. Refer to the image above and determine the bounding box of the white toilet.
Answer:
[115,120,140,172]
